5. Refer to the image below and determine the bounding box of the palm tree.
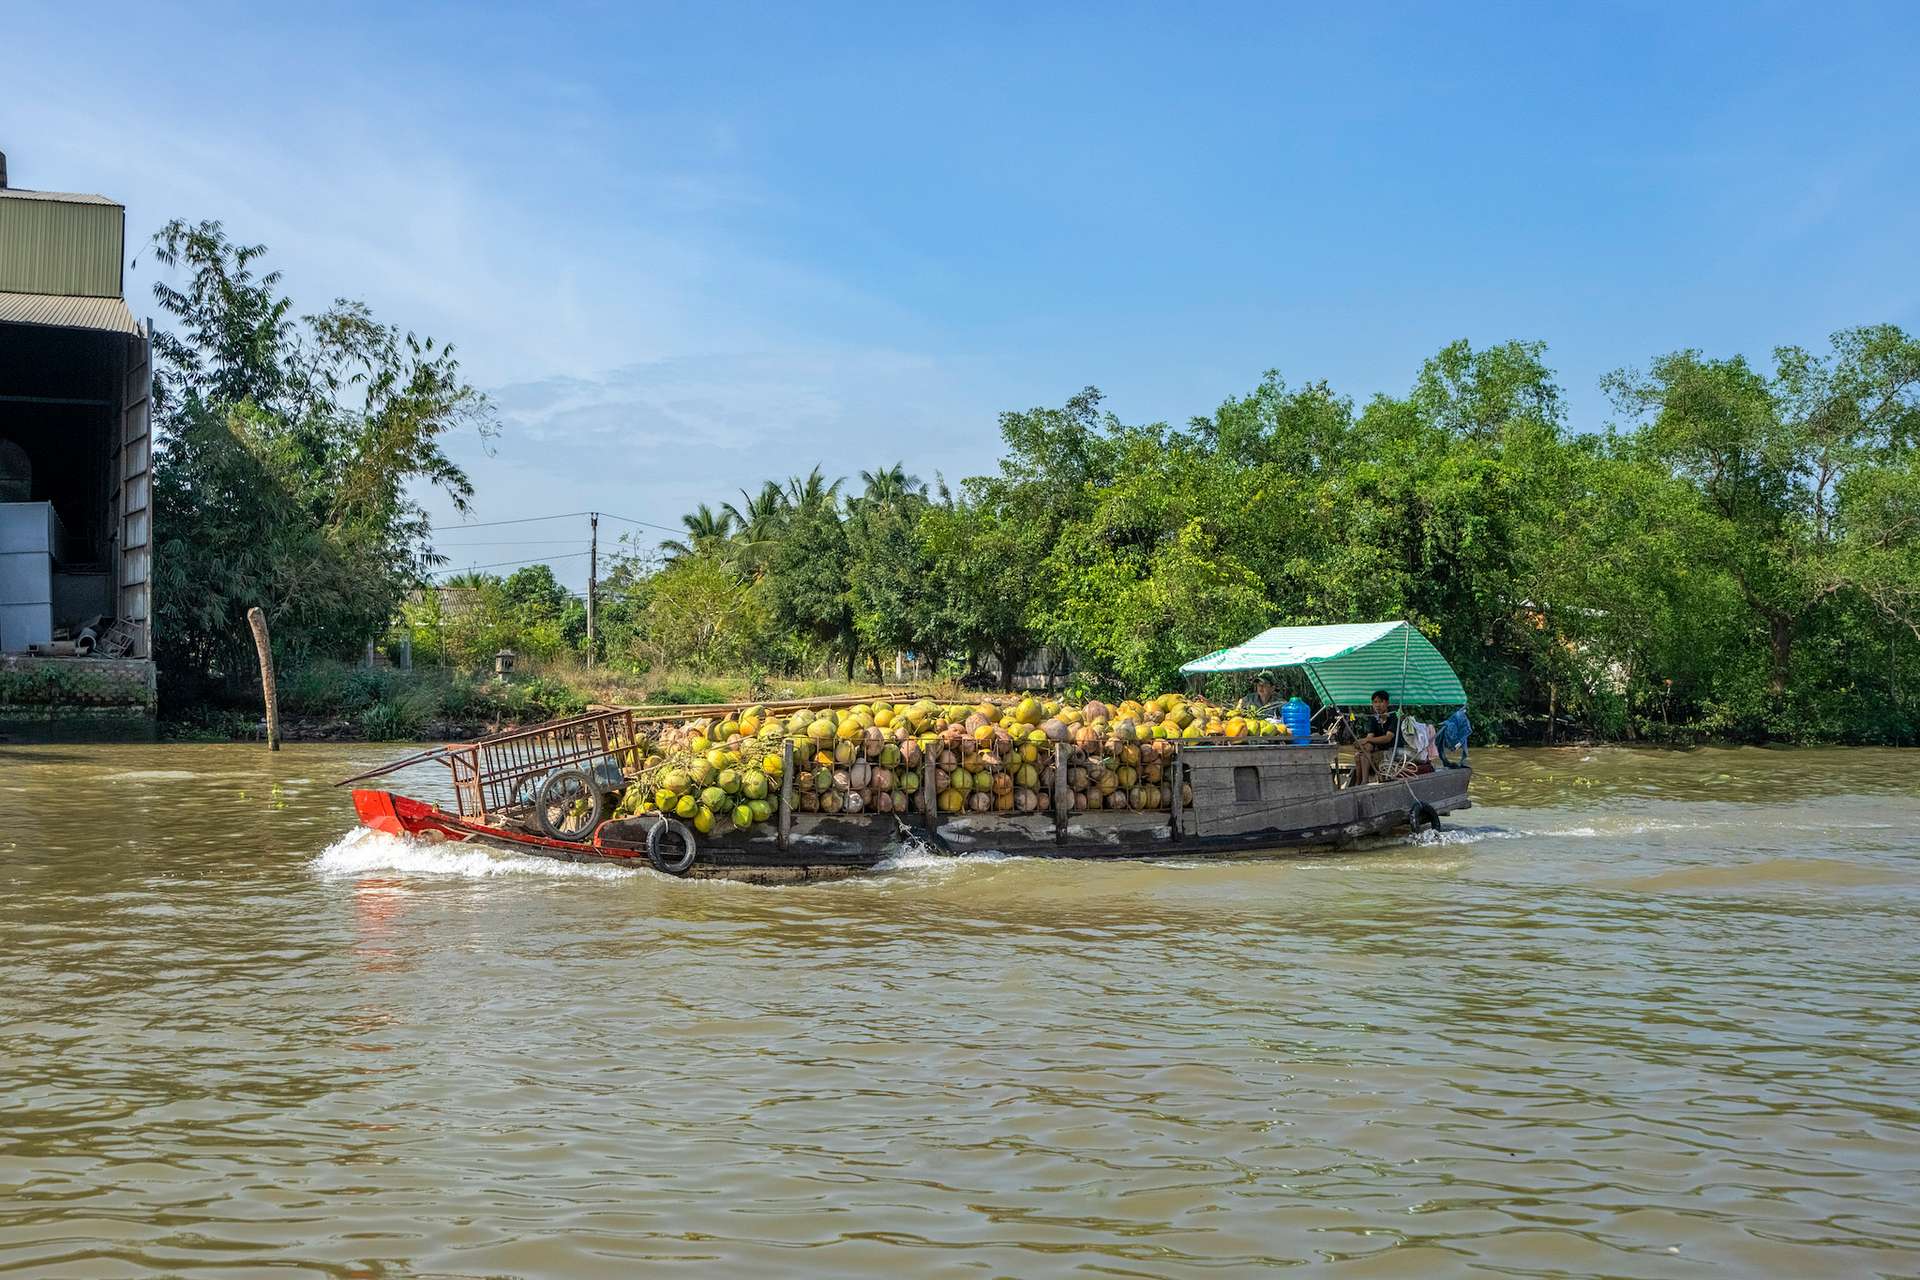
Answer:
[724,480,786,540]
[723,480,788,575]
[784,465,844,513]
[661,502,737,562]
[858,461,924,508]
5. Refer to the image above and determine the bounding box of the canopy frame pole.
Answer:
[1399,623,1411,707]
[1390,622,1412,773]
[1304,665,1335,712]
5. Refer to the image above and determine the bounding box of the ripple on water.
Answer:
[1,741,1917,1279]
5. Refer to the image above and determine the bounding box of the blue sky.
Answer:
[10,2,1919,586]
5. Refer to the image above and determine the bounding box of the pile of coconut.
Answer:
[615,694,1289,834]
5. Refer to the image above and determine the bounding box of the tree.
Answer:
[594,330,1915,744]
[1606,326,1920,709]
[149,220,489,693]
[785,465,844,512]
[660,503,737,562]
[919,487,1052,689]
[767,498,859,678]
[1411,338,1565,439]
[498,563,581,661]
[846,476,958,676]
[722,480,788,577]
[856,461,924,508]
[638,550,770,672]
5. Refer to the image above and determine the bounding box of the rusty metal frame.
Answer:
[442,708,638,817]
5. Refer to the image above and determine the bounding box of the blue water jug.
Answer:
[1283,697,1311,744]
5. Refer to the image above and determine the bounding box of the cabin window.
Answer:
[1233,766,1261,802]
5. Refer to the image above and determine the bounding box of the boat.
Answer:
[343,622,1472,882]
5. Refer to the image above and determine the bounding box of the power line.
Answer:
[434,510,593,531]
[431,509,684,540]
[430,551,591,577]
[598,511,686,536]
[432,538,585,547]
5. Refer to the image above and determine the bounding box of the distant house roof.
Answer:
[0,187,121,207]
[0,290,138,335]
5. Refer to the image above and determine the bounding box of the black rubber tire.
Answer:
[646,817,698,876]
[535,766,605,842]
[1408,801,1441,834]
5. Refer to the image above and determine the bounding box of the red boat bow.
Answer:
[351,789,647,860]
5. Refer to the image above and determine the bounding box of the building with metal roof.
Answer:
[0,149,155,731]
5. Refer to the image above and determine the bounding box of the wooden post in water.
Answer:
[1052,741,1068,846]
[777,738,794,850]
[247,606,279,752]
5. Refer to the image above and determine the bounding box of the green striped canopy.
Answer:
[1179,621,1466,707]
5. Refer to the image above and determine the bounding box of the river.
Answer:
[1,743,1917,1277]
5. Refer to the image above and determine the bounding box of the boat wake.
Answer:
[312,827,635,880]
[1402,824,1522,847]
[871,834,1033,875]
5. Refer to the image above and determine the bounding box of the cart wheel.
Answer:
[647,818,698,876]
[535,767,605,842]
[1407,800,1441,834]
[506,775,541,811]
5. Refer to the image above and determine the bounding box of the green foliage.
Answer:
[0,661,151,707]
[357,684,437,740]
[149,219,490,700]
[1604,325,1920,729]
[572,330,1914,743]
[138,216,1913,745]
[633,550,774,674]
[767,496,858,677]
[644,679,730,705]
[273,658,587,735]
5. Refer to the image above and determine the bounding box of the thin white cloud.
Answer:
[3,31,1027,592]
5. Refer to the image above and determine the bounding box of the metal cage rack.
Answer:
[443,708,639,817]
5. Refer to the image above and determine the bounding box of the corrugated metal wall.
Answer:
[0,199,125,298]
[116,327,153,658]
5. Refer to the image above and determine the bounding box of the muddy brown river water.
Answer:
[2,743,1918,1277]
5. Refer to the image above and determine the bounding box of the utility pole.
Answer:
[586,511,598,669]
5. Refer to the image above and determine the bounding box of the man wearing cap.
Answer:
[1238,671,1283,718]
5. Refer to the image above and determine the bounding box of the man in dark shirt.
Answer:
[1238,671,1282,718]
[1352,689,1397,784]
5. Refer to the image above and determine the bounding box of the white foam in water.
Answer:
[312,827,635,880]
[872,834,1030,875]
[1403,825,1522,847]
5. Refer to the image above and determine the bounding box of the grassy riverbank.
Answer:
[167,658,1694,748]
[162,660,918,743]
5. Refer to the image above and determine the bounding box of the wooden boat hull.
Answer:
[352,764,1471,884]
